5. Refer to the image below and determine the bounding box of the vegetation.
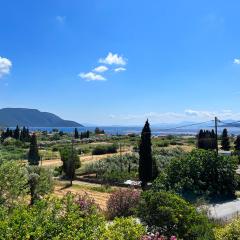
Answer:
[221,128,231,151]
[92,144,118,155]
[28,134,40,165]
[139,120,157,188]
[153,149,238,201]
[137,190,214,239]
[59,146,81,181]
[197,129,217,150]
[106,188,140,219]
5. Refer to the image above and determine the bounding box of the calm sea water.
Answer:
[24,126,240,136]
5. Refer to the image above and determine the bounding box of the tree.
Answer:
[0,161,29,208]
[139,120,153,189]
[137,191,214,239]
[74,128,79,139]
[28,134,40,165]
[221,128,230,151]
[234,135,240,151]
[153,149,238,200]
[27,166,54,205]
[60,145,81,184]
[13,125,20,140]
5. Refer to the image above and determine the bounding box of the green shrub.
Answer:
[153,149,238,201]
[100,217,145,240]
[92,144,118,155]
[0,194,105,239]
[215,218,240,239]
[137,190,214,239]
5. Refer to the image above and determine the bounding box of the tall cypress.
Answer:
[28,134,40,165]
[139,120,153,189]
[234,135,240,151]
[74,128,79,139]
[13,125,20,140]
[221,128,230,151]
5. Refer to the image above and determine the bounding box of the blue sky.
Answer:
[1,0,240,125]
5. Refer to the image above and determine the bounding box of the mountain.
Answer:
[0,108,83,127]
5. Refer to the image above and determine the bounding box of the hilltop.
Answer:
[0,108,83,127]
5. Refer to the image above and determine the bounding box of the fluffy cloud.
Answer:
[79,72,106,81]
[0,56,12,79]
[114,67,126,72]
[99,52,126,65]
[234,58,240,64]
[93,65,108,73]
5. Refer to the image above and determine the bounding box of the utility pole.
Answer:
[70,138,74,186]
[119,142,122,172]
[215,116,218,155]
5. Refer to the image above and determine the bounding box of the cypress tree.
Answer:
[234,135,240,151]
[221,128,230,151]
[74,128,79,139]
[28,134,40,165]
[139,120,153,189]
[13,125,20,140]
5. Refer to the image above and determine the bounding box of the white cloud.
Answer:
[93,65,108,73]
[0,56,12,79]
[56,16,66,24]
[79,72,106,81]
[114,67,126,72]
[234,58,240,64]
[99,52,126,65]
[108,109,240,124]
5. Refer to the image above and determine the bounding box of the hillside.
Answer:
[0,108,83,127]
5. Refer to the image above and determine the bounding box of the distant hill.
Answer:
[0,108,83,127]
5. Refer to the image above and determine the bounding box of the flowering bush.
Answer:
[75,193,98,214]
[106,188,140,219]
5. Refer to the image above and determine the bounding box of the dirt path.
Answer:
[54,184,111,210]
[41,150,132,168]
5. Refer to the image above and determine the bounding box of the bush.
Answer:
[106,189,140,219]
[92,144,117,155]
[0,193,105,239]
[214,218,240,239]
[100,217,146,240]
[137,190,214,239]
[153,149,238,201]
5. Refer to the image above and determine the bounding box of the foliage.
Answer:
[0,193,106,240]
[137,190,214,240]
[106,188,140,219]
[139,120,155,188]
[60,146,81,179]
[221,128,231,151]
[27,166,54,204]
[153,149,238,201]
[84,154,139,182]
[234,135,240,151]
[100,217,146,240]
[28,134,40,165]
[92,144,117,155]
[0,161,29,208]
[75,193,98,214]
[197,129,217,150]
[214,217,240,239]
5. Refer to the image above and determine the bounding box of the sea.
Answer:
[19,126,240,136]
